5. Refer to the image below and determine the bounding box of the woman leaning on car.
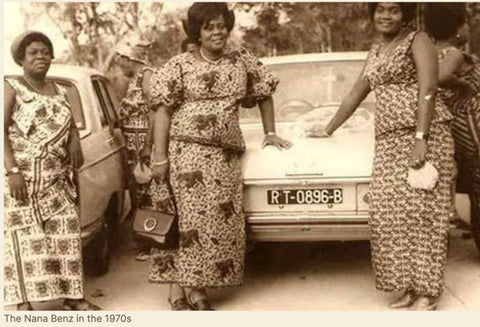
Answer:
[4,31,100,310]
[319,3,455,310]
[148,2,291,310]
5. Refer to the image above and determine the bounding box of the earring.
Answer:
[456,33,461,39]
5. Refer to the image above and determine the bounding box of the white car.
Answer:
[5,64,131,275]
[240,52,479,251]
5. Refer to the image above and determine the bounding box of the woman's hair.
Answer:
[186,2,235,44]
[424,3,467,41]
[368,2,417,24]
[11,31,54,66]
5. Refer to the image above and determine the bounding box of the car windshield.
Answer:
[239,58,375,125]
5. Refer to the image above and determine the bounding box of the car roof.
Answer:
[4,63,104,80]
[260,51,368,66]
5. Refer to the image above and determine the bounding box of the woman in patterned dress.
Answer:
[149,2,291,310]
[320,3,455,310]
[4,31,99,310]
[425,3,480,239]
[114,39,157,261]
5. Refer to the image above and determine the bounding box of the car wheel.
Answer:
[84,223,110,276]
[470,191,480,256]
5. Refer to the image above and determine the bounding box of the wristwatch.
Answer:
[6,167,20,176]
[414,131,428,141]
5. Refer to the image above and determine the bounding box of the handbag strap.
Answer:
[138,177,177,212]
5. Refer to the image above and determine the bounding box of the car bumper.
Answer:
[246,213,370,242]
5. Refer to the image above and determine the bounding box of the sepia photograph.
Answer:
[2,0,480,315]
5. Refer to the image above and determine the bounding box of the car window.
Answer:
[95,77,119,125]
[51,79,86,130]
[91,78,110,127]
[239,59,375,124]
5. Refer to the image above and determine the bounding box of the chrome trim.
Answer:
[248,224,370,242]
[77,144,125,172]
[246,214,370,224]
[243,177,371,186]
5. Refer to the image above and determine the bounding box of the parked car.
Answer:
[5,64,131,275]
[240,52,480,254]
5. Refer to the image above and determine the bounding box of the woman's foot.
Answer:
[168,284,192,311]
[186,288,214,311]
[17,302,33,311]
[409,296,440,311]
[389,289,417,309]
[63,299,101,311]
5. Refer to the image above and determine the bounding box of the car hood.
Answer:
[241,123,374,182]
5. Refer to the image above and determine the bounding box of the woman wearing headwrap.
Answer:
[4,31,99,311]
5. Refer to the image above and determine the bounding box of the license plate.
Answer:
[267,188,343,205]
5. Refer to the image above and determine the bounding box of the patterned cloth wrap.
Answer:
[147,46,278,288]
[362,32,455,297]
[4,78,84,305]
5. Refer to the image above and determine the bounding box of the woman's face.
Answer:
[21,41,52,77]
[374,3,404,36]
[456,22,470,46]
[115,55,135,78]
[199,14,229,53]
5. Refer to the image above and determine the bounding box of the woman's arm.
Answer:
[324,74,371,136]
[67,120,84,169]
[410,32,439,168]
[4,82,28,202]
[258,96,292,149]
[151,106,170,181]
[438,48,464,85]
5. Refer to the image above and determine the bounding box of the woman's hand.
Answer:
[262,134,292,150]
[139,144,152,171]
[8,173,28,203]
[409,139,427,169]
[68,137,84,169]
[152,163,169,183]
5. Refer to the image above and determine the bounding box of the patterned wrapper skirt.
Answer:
[149,140,245,288]
[369,122,455,297]
[4,193,84,305]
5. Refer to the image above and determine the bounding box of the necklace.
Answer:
[199,47,222,65]
[378,30,405,58]
[22,76,48,94]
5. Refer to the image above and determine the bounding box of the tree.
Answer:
[25,2,168,72]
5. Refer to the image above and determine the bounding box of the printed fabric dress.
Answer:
[148,46,278,288]
[118,66,155,206]
[438,47,480,203]
[362,32,455,297]
[4,78,84,305]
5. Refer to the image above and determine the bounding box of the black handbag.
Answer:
[132,179,178,249]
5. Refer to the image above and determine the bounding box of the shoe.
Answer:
[187,293,214,311]
[168,297,193,311]
[63,299,101,311]
[409,296,439,311]
[389,290,417,309]
[17,302,33,311]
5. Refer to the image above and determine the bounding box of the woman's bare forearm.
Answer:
[4,133,18,171]
[152,107,170,161]
[258,96,276,134]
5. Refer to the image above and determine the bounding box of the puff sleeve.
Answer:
[149,56,184,113]
[240,47,279,100]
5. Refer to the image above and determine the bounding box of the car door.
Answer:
[76,76,127,229]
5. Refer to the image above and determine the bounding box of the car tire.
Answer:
[470,190,480,256]
[84,223,110,276]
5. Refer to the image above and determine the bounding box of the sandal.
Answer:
[409,296,440,311]
[63,299,101,311]
[389,289,417,309]
[168,297,193,311]
[187,293,214,311]
[17,302,34,311]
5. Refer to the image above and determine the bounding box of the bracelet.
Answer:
[152,159,168,167]
[266,132,276,136]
